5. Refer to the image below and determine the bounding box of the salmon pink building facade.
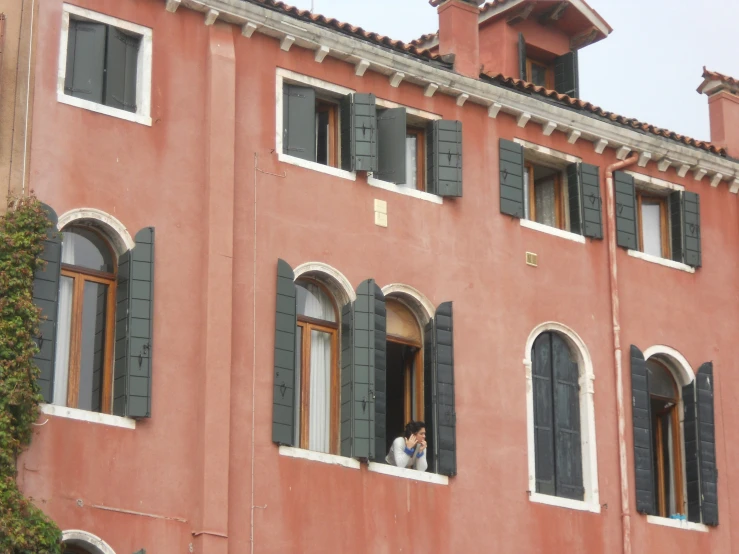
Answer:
[15,0,739,553]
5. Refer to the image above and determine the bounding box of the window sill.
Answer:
[626,250,696,273]
[367,462,449,485]
[646,515,708,532]
[529,492,601,513]
[367,175,443,205]
[57,92,152,126]
[39,404,136,429]
[277,153,357,182]
[278,446,360,469]
[520,219,586,244]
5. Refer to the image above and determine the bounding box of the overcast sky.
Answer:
[288,0,739,142]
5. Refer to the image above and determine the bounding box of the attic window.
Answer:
[518,33,579,97]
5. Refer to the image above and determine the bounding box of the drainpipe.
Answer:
[605,152,639,554]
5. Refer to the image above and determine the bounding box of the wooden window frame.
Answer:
[650,368,685,518]
[59,234,117,414]
[296,279,340,454]
[406,126,426,191]
[637,192,670,258]
[526,162,564,230]
[526,58,554,90]
[315,100,339,168]
[386,334,424,424]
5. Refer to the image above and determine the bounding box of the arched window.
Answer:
[295,279,339,454]
[531,331,583,500]
[385,298,424,454]
[646,358,684,518]
[54,226,117,413]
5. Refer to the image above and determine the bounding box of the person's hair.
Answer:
[403,421,426,439]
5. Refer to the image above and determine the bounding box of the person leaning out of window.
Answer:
[386,421,427,472]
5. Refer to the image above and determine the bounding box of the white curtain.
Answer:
[667,416,677,516]
[308,330,332,453]
[535,177,556,227]
[403,135,417,189]
[294,327,303,447]
[523,167,530,219]
[52,232,77,406]
[642,203,662,257]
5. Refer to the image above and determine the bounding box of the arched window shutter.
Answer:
[630,345,656,514]
[424,302,457,476]
[272,259,297,446]
[32,203,62,403]
[340,301,354,457]
[696,362,718,525]
[532,333,555,495]
[113,227,155,419]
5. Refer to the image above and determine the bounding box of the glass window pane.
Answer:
[53,275,75,406]
[535,177,557,228]
[531,64,547,87]
[316,109,329,166]
[62,227,114,273]
[404,134,417,189]
[308,329,332,453]
[294,325,303,447]
[647,359,677,400]
[641,203,663,257]
[78,281,108,412]
[524,166,530,219]
[296,281,336,322]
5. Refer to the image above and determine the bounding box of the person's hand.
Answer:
[417,439,427,452]
[405,434,418,450]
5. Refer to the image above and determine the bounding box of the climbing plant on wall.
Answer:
[0,195,62,552]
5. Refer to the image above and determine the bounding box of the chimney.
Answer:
[698,68,739,158]
[433,0,481,79]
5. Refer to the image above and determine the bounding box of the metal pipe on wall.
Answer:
[605,152,639,554]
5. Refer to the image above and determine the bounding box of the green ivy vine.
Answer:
[0,195,62,553]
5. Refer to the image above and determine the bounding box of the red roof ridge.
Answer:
[484,72,726,156]
[699,67,739,94]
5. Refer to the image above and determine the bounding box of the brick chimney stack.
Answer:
[698,68,739,158]
[433,0,482,79]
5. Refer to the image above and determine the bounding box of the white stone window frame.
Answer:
[58,4,153,126]
[514,139,585,244]
[524,322,600,513]
[624,171,695,273]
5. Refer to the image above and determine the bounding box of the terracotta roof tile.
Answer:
[242,0,444,63]
[699,67,739,93]
[484,73,726,156]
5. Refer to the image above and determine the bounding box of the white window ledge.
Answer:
[529,492,601,513]
[627,250,696,273]
[277,153,357,181]
[40,404,136,429]
[367,462,449,485]
[57,93,153,126]
[367,175,443,204]
[520,218,586,244]
[278,446,360,469]
[646,515,708,532]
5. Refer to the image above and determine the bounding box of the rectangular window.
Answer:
[637,192,670,258]
[524,162,568,230]
[59,5,152,125]
[527,59,553,89]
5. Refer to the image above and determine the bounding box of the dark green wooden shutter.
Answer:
[427,120,462,197]
[113,228,155,419]
[518,33,527,80]
[340,93,377,172]
[532,334,555,495]
[581,163,602,239]
[683,380,700,522]
[696,362,718,525]
[32,204,62,403]
[283,85,316,162]
[340,301,354,457]
[614,171,637,250]
[104,27,140,113]
[351,279,385,459]
[554,51,579,97]
[683,191,701,268]
[499,139,525,218]
[669,191,684,263]
[376,107,407,184]
[272,259,297,445]
[423,302,457,476]
[567,164,583,235]
[631,345,655,514]
[552,333,584,500]
[64,20,106,104]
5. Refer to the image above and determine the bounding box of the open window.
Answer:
[614,172,702,267]
[524,162,567,230]
[518,33,579,97]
